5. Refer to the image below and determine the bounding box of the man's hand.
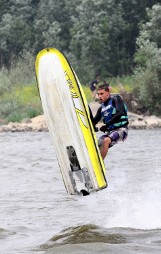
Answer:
[100,125,107,132]
[94,126,98,132]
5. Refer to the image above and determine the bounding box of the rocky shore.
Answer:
[0,115,47,132]
[0,102,161,132]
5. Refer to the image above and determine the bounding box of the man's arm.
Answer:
[89,106,102,126]
[93,106,102,125]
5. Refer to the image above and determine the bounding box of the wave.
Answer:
[38,224,161,253]
[0,227,15,240]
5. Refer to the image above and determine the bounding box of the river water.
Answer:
[0,130,161,254]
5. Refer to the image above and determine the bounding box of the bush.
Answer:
[134,38,161,115]
[7,112,24,123]
[0,51,43,123]
[10,51,35,86]
[133,5,161,115]
[0,94,22,118]
[0,68,12,96]
[6,106,42,123]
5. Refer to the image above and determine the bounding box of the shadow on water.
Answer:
[44,224,125,246]
[0,227,16,240]
[37,224,123,252]
[36,224,161,254]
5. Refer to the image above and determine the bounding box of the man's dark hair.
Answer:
[97,84,109,92]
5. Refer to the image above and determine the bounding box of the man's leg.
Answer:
[99,128,128,160]
[92,89,97,100]
[100,136,111,160]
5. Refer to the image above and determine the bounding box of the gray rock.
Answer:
[21,118,32,124]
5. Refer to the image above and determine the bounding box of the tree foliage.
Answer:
[134,4,161,115]
[0,0,161,80]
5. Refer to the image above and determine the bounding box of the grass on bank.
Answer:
[0,79,134,123]
[0,83,43,123]
[0,59,134,124]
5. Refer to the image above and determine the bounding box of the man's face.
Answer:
[97,89,110,102]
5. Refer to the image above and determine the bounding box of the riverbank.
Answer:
[0,102,161,132]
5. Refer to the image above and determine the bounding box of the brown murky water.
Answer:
[1,130,161,254]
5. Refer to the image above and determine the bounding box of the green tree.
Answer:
[1,0,161,75]
[68,0,155,80]
[0,0,37,68]
[0,0,12,20]
[0,14,33,68]
[33,0,72,54]
[134,4,161,115]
